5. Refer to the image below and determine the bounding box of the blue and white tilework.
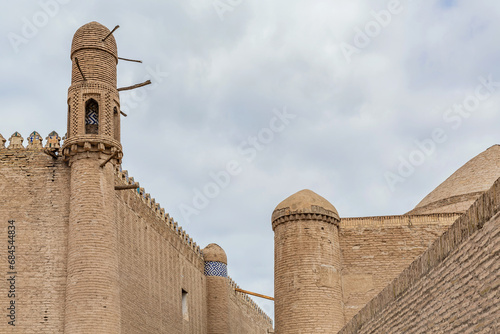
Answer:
[28,131,42,144]
[204,261,227,277]
[86,110,98,125]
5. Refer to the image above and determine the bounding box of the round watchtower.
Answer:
[63,21,122,157]
[203,243,230,334]
[272,189,344,333]
[63,22,122,334]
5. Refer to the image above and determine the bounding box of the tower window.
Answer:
[182,289,189,321]
[85,99,99,134]
[113,106,120,141]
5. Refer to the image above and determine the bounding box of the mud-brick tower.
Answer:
[272,189,344,333]
[62,22,123,334]
[203,243,230,334]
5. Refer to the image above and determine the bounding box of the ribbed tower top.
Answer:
[203,243,227,264]
[272,189,339,229]
[71,21,118,62]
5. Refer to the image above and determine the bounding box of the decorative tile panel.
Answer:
[204,261,227,277]
[85,110,98,125]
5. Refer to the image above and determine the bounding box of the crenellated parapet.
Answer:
[27,131,43,150]
[7,132,24,149]
[0,131,62,151]
[114,166,203,258]
[227,276,273,325]
[46,131,62,149]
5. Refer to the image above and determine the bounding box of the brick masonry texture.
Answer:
[0,145,272,333]
[115,169,273,333]
[65,154,121,334]
[0,20,272,334]
[0,149,70,333]
[115,179,207,334]
[339,213,459,322]
[274,218,344,333]
[206,276,229,334]
[339,177,500,334]
[71,22,118,86]
[228,283,274,334]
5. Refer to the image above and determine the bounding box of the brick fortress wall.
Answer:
[339,213,460,322]
[115,168,273,333]
[0,147,70,334]
[115,168,207,333]
[339,177,500,334]
[0,133,273,333]
[227,277,273,333]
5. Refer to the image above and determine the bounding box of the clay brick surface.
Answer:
[340,178,500,334]
[0,150,70,333]
[64,154,121,334]
[115,179,206,334]
[339,214,459,322]
[228,285,274,334]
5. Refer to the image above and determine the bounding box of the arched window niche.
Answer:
[85,99,99,134]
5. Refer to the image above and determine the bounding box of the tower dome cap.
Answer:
[71,21,118,62]
[272,189,339,227]
[202,243,227,264]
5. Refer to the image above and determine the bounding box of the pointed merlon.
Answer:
[102,25,120,42]
[75,57,86,81]
[118,57,142,63]
[118,80,152,92]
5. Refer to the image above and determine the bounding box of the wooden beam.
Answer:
[115,183,139,190]
[118,57,143,63]
[102,25,120,42]
[235,288,274,301]
[120,111,128,117]
[43,149,59,159]
[100,151,118,168]
[118,80,152,92]
[75,57,86,81]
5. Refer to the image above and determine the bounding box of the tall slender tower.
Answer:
[62,22,123,334]
[272,189,344,333]
[203,243,230,334]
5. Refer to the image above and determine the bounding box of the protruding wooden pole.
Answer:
[235,288,274,301]
[100,151,118,168]
[75,57,86,81]
[102,25,120,42]
[43,149,59,159]
[118,57,142,63]
[115,184,139,190]
[118,80,152,92]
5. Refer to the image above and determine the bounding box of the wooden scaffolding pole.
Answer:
[235,288,274,301]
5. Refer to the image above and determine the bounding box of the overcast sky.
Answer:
[2,0,500,321]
